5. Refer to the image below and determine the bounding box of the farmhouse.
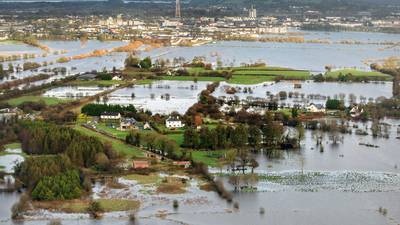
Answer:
[119,118,137,131]
[100,111,121,121]
[173,161,191,168]
[165,116,184,129]
[350,105,364,118]
[132,160,149,169]
[306,103,325,113]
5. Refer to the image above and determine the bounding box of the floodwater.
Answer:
[43,86,113,99]
[0,40,128,84]
[107,80,211,114]
[0,147,23,174]
[142,31,400,72]
[1,119,399,225]
[213,80,393,106]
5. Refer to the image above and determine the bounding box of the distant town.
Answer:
[1,0,400,42]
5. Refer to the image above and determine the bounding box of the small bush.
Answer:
[129,212,136,221]
[233,202,239,210]
[47,219,62,225]
[173,200,179,209]
[11,193,30,220]
[87,201,104,219]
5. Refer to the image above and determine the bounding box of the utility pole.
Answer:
[175,0,181,18]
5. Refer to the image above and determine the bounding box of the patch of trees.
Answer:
[17,100,46,112]
[31,170,82,201]
[325,99,345,110]
[0,74,78,102]
[185,82,223,120]
[183,118,286,150]
[96,72,112,80]
[81,104,136,116]
[0,74,50,90]
[125,55,152,69]
[14,154,72,189]
[18,122,112,168]
[313,72,389,83]
[126,130,181,159]
[0,122,19,147]
[22,62,41,71]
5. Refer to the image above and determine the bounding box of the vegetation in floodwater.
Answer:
[173,200,179,209]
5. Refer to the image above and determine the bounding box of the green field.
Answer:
[166,133,184,146]
[191,150,227,167]
[325,69,392,80]
[95,123,130,139]
[160,76,225,82]
[228,75,275,84]
[4,142,21,149]
[232,69,310,80]
[6,95,70,106]
[73,125,143,158]
[67,80,125,86]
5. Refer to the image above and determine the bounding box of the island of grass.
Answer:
[33,199,140,214]
[160,76,225,82]
[325,69,392,81]
[73,124,144,158]
[6,95,71,106]
[159,66,311,85]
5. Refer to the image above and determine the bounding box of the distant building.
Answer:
[249,5,257,19]
[119,118,137,131]
[166,116,184,129]
[133,160,149,169]
[100,112,121,121]
[0,108,22,122]
[350,105,364,118]
[306,103,325,113]
[173,161,191,169]
[112,75,123,81]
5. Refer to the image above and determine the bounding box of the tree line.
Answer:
[126,130,181,159]
[81,104,136,116]
[183,118,286,151]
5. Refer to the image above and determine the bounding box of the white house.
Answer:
[100,112,121,121]
[165,116,184,129]
[112,75,123,81]
[306,103,325,113]
[350,105,364,118]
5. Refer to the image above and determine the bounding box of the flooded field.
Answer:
[213,80,393,106]
[142,31,400,71]
[107,80,211,114]
[0,40,128,84]
[1,119,399,225]
[43,86,113,99]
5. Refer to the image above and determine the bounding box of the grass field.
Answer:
[166,133,184,146]
[123,173,161,184]
[33,199,140,213]
[232,69,310,80]
[73,125,143,157]
[191,150,227,167]
[3,143,21,149]
[325,69,392,80]
[67,80,125,86]
[228,75,275,84]
[7,95,70,106]
[96,123,130,139]
[160,76,225,82]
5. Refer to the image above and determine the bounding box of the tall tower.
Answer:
[175,0,181,18]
